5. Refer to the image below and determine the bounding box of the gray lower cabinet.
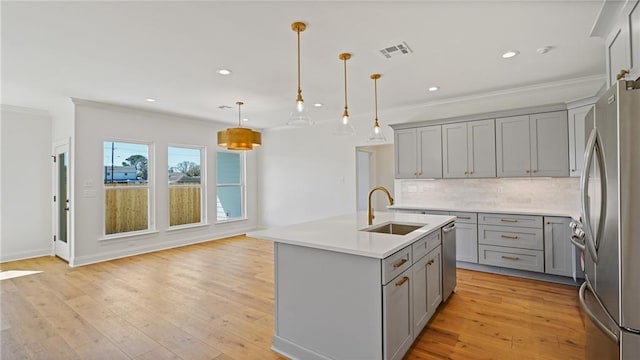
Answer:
[412,245,442,336]
[451,211,478,263]
[478,213,545,272]
[383,267,413,360]
[544,217,573,277]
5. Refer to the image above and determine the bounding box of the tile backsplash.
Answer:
[395,177,580,215]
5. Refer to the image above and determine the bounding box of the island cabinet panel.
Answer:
[383,268,414,360]
[273,243,383,360]
[412,245,442,336]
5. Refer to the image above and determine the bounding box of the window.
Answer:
[103,141,152,235]
[168,146,205,227]
[216,151,244,221]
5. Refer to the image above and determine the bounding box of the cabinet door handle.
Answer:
[464,171,468,175]
[395,276,409,287]
[501,255,520,261]
[414,172,418,176]
[427,259,435,266]
[418,172,422,175]
[392,258,408,268]
[617,69,629,80]
[501,234,519,240]
[500,218,518,223]
[526,170,531,173]
[533,169,539,173]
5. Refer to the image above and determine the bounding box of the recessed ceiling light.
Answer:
[217,69,232,75]
[242,118,249,122]
[218,105,232,110]
[501,50,519,59]
[314,103,323,107]
[145,98,156,102]
[536,46,553,55]
[428,86,439,92]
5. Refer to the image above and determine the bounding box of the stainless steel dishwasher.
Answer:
[441,221,457,301]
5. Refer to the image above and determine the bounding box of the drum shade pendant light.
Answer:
[217,101,261,150]
[368,73,387,142]
[335,52,355,136]
[287,21,313,126]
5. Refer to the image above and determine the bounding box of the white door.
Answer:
[53,142,70,261]
[356,150,372,211]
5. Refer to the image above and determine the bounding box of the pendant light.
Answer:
[217,101,261,150]
[287,22,313,126]
[335,52,355,136]
[368,73,387,142]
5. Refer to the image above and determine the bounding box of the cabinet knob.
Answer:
[470,171,474,174]
[414,172,418,176]
[526,170,531,173]
[464,171,468,175]
[617,69,629,80]
[533,169,538,173]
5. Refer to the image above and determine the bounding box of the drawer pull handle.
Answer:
[500,218,518,223]
[393,258,408,268]
[457,216,471,220]
[427,259,435,266]
[395,276,409,287]
[501,255,520,261]
[501,234,519,239]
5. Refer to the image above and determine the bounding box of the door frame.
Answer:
[52,137,72,263]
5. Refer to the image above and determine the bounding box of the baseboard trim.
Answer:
[70,229,253,267]
[457,261,581,286]
[0,248,53,263]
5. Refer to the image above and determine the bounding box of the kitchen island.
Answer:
[248,212,456,360]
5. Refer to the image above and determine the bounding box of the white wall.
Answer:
[71,100,259,266]
[1,106,53,262]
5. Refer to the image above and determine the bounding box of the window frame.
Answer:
[101,139,155,239]
[215,150,247,223]
[167,144,207,229]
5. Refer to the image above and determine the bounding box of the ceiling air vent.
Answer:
[379,42,413,59]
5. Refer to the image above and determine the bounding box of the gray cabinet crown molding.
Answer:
[389,103,567,130]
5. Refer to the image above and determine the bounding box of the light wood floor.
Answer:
[1,236,585,360]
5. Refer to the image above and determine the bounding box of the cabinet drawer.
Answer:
[478,245,544,272]
[478,225,543,250]
[412,230,441,262]
[451,211,477,224]
[382,246,412,285]
[478,213,542,228]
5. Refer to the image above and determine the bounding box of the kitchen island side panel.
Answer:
[274,242,383,360]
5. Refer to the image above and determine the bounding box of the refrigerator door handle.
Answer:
[580,129,607,263]
[570,234,586,251]
[579,281,620,344]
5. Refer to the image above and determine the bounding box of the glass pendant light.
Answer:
[334,52,355,136]
[217,101,262,150]
[368,73,387,142]
[287,22,313,126]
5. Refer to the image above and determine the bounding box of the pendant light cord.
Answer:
[343,57,348,113]
[236,101,243,127]
[297,29,302,98]
[374,77,378,121]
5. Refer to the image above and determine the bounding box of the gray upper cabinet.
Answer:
[568,105,594,177]
[395,128,419,178]
[496,115,531,177]
[442,119,496,179]
[394,126,442,179]
[496,111,568,177]
[604,0,640,85]
[530,111,568,177]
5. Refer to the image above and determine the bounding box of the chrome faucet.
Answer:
[368,186,394,225]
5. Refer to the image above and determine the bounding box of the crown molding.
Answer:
[1,104,51,117]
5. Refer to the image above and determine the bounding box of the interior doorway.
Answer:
[53,140,70,261]
[355,144,394,212]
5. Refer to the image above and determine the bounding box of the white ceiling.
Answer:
[2,1,606,129]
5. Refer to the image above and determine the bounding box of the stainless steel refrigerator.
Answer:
[572,79,640,359]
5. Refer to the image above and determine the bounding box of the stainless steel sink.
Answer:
[363,222,423,235]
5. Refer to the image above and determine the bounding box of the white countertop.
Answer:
[247,212,455,259]
[388,204,579,219]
